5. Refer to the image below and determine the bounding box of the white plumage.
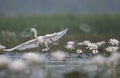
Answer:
[3,28,68,51]
[0,44,6,50]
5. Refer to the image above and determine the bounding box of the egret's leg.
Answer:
[42,42,49,52]
[42,42,51,58]
[45,42,49,49]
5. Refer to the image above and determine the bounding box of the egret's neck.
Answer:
[33,30,38,39]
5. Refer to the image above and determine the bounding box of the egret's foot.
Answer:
[42,48,49,52]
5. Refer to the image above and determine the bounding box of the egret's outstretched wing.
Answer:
[3,39,39,51]
[43,28,68,42]
[3,28,68,51]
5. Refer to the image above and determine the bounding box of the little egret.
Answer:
[3,28,68,51]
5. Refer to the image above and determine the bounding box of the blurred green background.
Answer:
[0,14,120,34]
[0,0,120,47]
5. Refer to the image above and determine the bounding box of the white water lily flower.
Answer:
[65,41,75,50]
[92,50,99,54]
[23,52,40,64]
[67,41,75,45]
[9,60,26,72]
[109,39,119,46]
[83,40,91,45]
[51,51,66,61]
[86,43,98,50]
[96,41,105,46]
[106,46,119,52]
[0,55,10,68]
[78,40,91,45]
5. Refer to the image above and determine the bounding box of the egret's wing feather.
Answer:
[4,39,39,51]
[43,28,68,41]
[16,39,39,50]
[51,28,68,41]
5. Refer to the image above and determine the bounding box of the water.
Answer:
[0,51,88,78]
[0,51,120,78]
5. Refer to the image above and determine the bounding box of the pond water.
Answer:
[0,51,119,78]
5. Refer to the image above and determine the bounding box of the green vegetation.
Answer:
[0,14,120,34]
[0,14,120,48]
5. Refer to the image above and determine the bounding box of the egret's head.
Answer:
[30,28,36,32]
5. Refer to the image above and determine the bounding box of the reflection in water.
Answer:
[0,51,120,78]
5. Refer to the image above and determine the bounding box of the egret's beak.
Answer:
[30,28,33,32]
[25,28,33,34]
[25,29,31,32]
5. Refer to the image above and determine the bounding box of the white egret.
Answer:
[3,28,68,51]
[0,44,6,50]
